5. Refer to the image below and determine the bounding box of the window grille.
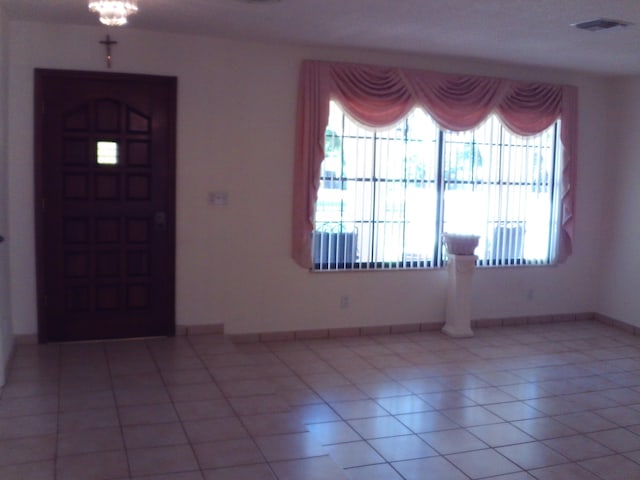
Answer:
[313,102,561,271]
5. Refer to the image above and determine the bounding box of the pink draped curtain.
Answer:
[292,60,578,268]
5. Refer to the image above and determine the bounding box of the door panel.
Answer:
[35,70,176,342]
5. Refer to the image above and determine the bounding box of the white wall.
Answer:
[7,20,611,336]
[598,76,640,328]
[0,5,14,385]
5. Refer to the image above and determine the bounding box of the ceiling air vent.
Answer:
[572,18,633,31]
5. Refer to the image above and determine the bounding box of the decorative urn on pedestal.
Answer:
[441,234,480,338]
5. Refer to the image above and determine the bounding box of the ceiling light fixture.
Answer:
[89,0,138,26]
[572,18,632,32]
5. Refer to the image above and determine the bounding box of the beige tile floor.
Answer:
[1,320,639,479]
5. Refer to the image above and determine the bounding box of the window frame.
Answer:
[314,104,562,270]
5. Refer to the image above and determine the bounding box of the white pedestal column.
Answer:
[442,254,477,338]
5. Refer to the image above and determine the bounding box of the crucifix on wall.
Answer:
[99,34,118,68]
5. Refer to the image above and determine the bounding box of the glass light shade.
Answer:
[88,0,138,26]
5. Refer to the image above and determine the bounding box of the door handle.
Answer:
[154,212,166,229]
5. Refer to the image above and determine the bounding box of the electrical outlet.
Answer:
[208,191,229,206]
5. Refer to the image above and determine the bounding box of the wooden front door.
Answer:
[35,70,177,342]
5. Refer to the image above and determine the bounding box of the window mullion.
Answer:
[370,130,378,267]
[339,112,346,230]
[401,118,409,267]
[547,122,560,263]
[434,129,445,266]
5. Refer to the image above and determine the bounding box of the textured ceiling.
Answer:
[3,0,640,75]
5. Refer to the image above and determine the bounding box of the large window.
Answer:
[313,102,560,270]
[291,61,577,270]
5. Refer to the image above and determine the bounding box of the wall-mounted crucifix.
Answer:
[99,34,118,68]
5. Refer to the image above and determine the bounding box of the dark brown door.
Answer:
[35,70,177,342]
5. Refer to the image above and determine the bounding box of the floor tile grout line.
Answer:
[1,320,639,479]
[53,341,62,480]
[145,335,213,479]
[103,340,134,480]
[184,334,280,479]
[256,337,400,475]
[215,324,636,478]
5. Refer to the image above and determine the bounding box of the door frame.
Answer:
[34,69,177,343]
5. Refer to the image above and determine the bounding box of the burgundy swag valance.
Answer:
[292,60,578,268]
